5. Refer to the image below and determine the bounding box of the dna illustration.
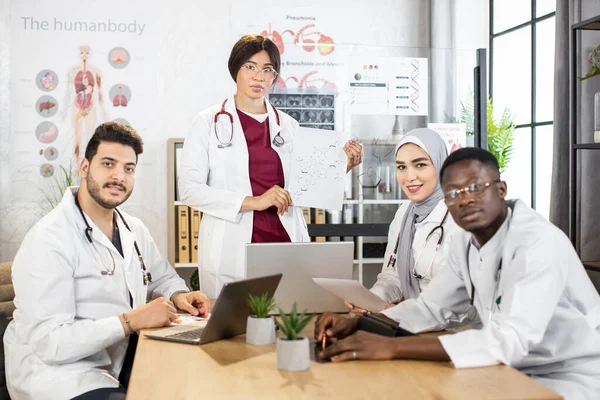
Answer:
[410,58,420,113]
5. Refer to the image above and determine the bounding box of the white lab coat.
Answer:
[4,187,189,400]
[383,199,600,400]
[178,96,309,298]
[371,200,461,303]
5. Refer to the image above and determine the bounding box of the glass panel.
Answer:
[494,0,531,33]
[493,26,532,126]
[536,0,556,17]
[502,127,532,207]
[536,17,555,123]
[535,125,553,220]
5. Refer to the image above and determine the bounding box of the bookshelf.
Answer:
[167,135,406,286]
[569,14,600,272]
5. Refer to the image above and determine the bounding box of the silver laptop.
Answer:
[144,274,282,345]
[245,242,354,314]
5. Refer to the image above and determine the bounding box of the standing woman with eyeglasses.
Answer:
[346,129,462,314]
[179,35,363,298]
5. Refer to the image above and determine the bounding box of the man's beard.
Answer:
[86,172,132,209]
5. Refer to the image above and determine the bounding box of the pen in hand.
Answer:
[322,334,327,351]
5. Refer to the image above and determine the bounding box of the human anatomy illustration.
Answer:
[260,23,335,56]
[36,122,58,144]
[110,83,131,107]
[64,45,108,162]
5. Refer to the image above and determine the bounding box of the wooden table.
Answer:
[127,320,561,400]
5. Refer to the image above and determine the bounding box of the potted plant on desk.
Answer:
[275,303,314,371]
[246,292,277,345]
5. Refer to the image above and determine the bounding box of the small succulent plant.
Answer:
[274,303,314,341]
[247,292,277,318]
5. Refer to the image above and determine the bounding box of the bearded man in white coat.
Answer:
[315,147,600,400]
[4,122,210,400]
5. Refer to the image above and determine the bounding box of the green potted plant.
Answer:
[274,303,314,371]
[42,158,79,212]
[246,292,277,345]
[455,89,516,173]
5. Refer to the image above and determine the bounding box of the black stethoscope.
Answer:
[386,209,450,280]
[213,98,285,148]
[467,241,503,322]
[467,202,514,321]
[74,192,152,286]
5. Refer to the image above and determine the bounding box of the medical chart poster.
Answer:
[388,57,429,116]
[8,0,153,202]
[230,7,352,95]
[427,123,467,154]
[348,60,388,115]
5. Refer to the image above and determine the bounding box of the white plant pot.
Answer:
[276,337,310,371]
[246,316,276,345]
[595,130,600,143]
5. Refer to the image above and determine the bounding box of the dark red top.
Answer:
[238,110,291,243]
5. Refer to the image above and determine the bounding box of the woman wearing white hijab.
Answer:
[347,128,461,310]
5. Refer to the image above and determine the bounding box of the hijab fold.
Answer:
[394,128,448,300]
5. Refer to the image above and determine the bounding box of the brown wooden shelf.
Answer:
[582,261,600,273]
[572,15,600,30]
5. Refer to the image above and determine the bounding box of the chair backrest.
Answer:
[0,262,13,400]
[0,263,13,320]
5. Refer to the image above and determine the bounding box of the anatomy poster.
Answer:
[8,1,152,203]
[231,8,349,96]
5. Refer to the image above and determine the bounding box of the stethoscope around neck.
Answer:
[466,202,514,322]
[213,98,285,148]
[386,209,450,281]
[74,192,152,286]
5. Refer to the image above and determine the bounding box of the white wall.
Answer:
[0,0,488,261]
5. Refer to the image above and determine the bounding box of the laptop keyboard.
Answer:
[165,327,205,341]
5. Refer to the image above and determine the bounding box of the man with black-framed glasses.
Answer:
[315,147,600,400]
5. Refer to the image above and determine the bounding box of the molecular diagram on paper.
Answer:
[293,138,343,199]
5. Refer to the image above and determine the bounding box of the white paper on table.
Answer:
[288,127,349,211]
[170,313,211,326]
[312,278,387,313]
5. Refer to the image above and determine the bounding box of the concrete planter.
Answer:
[246,316,276,345]
[276,337,310,371]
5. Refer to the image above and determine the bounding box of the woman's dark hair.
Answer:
[85,121,144,162]
[228,34,281,82]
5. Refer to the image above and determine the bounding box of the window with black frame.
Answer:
[489,0,556,219]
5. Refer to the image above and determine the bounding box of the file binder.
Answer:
[190,209,201,263]
[177,205,190,263]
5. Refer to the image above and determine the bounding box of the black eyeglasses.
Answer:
[444,179,501,205]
